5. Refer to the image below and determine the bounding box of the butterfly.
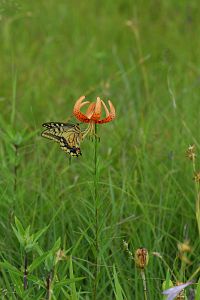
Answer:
[41,122,83,157]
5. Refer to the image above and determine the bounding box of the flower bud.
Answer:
[177,240,191,253]
[135,248,149,269]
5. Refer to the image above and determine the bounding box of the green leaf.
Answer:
[195,278,200,300]
[45,253,55,272]
[33,290,46,299]
[0,260,23,296]
[28,252,49,273]
[32,226,48,243]
[44,238,62,271]
[14,217,25,236]
[9,271,23,296]
[113,265,124,300]
[25,225,31,240]
[54,277,85,288]
[0,260,22,276]
[27,274,45,288]
[31,243,44,256]
[51,237,61,253]
[162,270,173,300]
[25,242,38,253]
[69,255,78,300]
[12,225,25,247]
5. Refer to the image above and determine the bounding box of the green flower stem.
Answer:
[13,143,18,194]
[192,159,200,235]
[23,252,28,290]
[46,271,52,300]
[140,269,148,300]
[93,123,99,300]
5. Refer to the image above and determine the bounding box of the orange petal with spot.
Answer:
[73,95,90,123]
[73,96,90,110]
[91,97,102,121]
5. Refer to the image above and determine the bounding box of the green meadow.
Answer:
[1,0,200,299]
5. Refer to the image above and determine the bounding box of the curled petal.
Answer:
[79,101,90,109]
[97,100,116,124]
[108,100,116,119]
[90,97,102,121]
[73,95,90,123]
[85,102,96,119]
[101,100,110,118]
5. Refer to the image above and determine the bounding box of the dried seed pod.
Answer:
[135,248,149,269]
[194,172,200,183]
[186,145,196,161]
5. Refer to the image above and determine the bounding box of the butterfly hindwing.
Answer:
[62,126,82,148]
[59,136,81,157]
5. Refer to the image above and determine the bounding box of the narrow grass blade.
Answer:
[113,265,124,300]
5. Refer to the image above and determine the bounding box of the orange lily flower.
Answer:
[73,96,116,124]
[73,95,116,137]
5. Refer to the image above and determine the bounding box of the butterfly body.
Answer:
[41,122,82,157]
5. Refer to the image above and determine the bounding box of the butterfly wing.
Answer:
[41,130,61,143]
[62,125,82,148]
[42,122,73,135]
[41,122,82,157]
[42,122,78,130]
[59,136,82,157]
[42,122,82,146]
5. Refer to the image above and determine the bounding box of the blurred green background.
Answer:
[1,0,200,299]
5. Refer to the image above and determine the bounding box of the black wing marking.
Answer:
[42,122,76,129]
